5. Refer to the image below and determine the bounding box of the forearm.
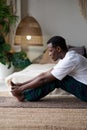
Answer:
[22,69,53,85]
[19,76,40,86]
[20,77,42,91]
[20,71,55,91]
[11,74,44,95]
[11,70,56,96]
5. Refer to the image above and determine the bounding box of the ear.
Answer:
[57,46,61,52]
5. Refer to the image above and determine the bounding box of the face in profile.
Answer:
[47,43,61,61]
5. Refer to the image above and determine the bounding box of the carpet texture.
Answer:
[0,108,87,130]
[0,95,87,130]
[0,95,87,108]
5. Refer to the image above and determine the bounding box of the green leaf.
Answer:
[12,51,32,69]
[0,35,5,44]
[0,0,18,35]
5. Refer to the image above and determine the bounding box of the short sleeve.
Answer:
[51,51,76,80]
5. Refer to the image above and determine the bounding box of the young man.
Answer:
[11,36,87,102]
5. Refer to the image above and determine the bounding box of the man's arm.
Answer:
[22,69,56,90]
[11,69,57,94]
[14,69,53,86]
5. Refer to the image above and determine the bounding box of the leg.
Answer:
[23,81,57,101]
[57,75,87,102]
[11,81,57,102]
[11,90,25,102]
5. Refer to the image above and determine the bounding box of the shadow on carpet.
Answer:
[0,96,87,108]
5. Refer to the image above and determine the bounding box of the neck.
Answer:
[61,51,67,59]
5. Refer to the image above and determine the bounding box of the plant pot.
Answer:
[0,63,14,82]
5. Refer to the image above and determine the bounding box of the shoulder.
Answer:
[54,51,77,68]
[64,50,79,63]
[66,50,77,59]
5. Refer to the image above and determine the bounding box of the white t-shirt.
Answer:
[51,50,87,85]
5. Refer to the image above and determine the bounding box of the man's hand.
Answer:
[11,86,22,95]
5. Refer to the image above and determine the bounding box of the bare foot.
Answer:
[15,95,25,102]
[11,90,25,102]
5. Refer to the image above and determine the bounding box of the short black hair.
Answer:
[47,36,68,52]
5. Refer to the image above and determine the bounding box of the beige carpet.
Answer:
[0,95,87,108]
[0,92,87,130]
[0,108,87,130]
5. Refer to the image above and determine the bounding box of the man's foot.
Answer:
[15,94,25,102]
[11,90,25,102]
[12,92,25,102]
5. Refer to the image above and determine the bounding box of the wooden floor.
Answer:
[0,92,10,96]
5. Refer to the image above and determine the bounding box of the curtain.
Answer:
[79,0,87,20]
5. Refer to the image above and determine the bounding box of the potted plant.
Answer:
[0,0,31,81]
[12,50,32,71]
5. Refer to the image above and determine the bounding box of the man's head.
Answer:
[47,36,68,61]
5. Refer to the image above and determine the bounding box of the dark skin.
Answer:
[11,43,67,101]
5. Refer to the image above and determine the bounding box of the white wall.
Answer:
[28,0,87,46]
[25,0,87,61]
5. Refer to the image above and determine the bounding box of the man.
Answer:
[11,36,87,102]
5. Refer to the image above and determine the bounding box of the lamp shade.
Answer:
[15,16,43,46]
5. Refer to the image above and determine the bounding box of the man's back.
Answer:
[51,50,87,85]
